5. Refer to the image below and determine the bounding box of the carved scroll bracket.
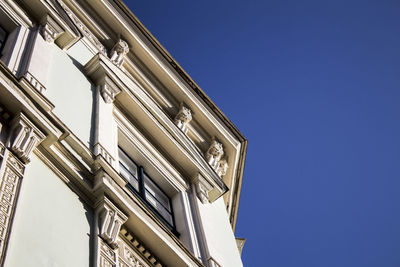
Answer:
[9,113,45,164]
[96,196,128,248]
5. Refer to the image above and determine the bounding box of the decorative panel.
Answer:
[0,150,25,263]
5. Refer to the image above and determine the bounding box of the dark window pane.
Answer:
[0,26,6,53]
[143,173,171,212]
[144,192,173,225]
[118,148,139,190]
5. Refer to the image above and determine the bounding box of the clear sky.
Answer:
[125,1,400,266]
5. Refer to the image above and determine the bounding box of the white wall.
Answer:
[46,40,95,147]
[4,154,93,267]
[197,197,243,267]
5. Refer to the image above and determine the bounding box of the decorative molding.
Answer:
[0,152,25,264]
[96,197,128,248]
[120,227,163,267]
[9,113,45,163]
[99,239,117,267]
[23,72,46,94]
[216,158,228,177]
[84,55,123,104]
[193,173,213,204]
[110,39,129,67]
[40,15,64,43]
[174,103,192,134]
[57,0,107,55]
[94,143,114,166]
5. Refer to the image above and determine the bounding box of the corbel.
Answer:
[8,113,45,164]
[95,196,128,248]
[84,54,124,104]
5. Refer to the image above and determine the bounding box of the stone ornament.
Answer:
[120,227,163,267]
[40,15,63,43]
[194,174,213,204]
[57,0,107,54]
[110,39,129,67]
[100,76,121,104]
[96,197,128,248]
[205,138,229,177]
[205,138,224,169]
[216,158,228,177]
[0,152,25,263]
[174,103,192,134]
[10,113,45,163]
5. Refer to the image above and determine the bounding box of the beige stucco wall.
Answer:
[46,40,95,147]
[3,153,92,267]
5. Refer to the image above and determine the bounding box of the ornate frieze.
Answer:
[174,104,192,134]
[57,0,107,55]
[110,39,129,67]
[119,227,163,267]
[99,239,117,267]
[40,15,64,43]
[9,113,45,164]
[96,197,128,248]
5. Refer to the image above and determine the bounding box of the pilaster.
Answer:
[20,15,62,95]
[85,55,124,169]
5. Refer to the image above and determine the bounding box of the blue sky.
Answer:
[126,1,400,266]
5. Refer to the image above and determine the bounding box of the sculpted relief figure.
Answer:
[205,139,224,169]
[174,104,192,134]
[110,39,129,67]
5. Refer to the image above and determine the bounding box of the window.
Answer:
[0,26,6,55]
[118,147,177,234]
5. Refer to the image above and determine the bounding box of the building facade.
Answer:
[0,1,247,266]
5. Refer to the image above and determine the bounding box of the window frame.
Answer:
[118,147,178,236]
